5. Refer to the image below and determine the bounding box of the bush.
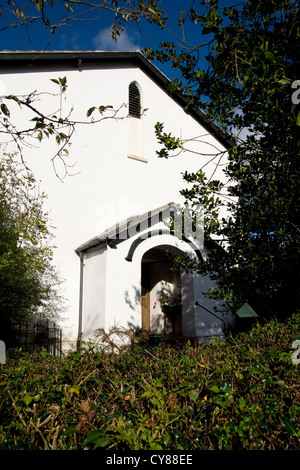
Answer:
[0,314,299,450]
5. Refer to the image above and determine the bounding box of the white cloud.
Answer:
[93,26,141,51]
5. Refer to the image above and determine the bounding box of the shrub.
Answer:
[0,313,299,450]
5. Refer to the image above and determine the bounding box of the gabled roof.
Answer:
[75,201,204,262]
[75,202,176,255]
[0,50,234,149]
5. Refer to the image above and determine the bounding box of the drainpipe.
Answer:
[77,251,84,352]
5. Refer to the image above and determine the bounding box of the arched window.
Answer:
[129,82,141,118]
[128,81,146,162]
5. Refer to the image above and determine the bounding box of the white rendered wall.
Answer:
[0,59,229,347]
[81,246,107,340]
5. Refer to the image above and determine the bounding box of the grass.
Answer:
[0,312,299,450]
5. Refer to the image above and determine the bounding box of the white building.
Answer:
[0,51,234,350]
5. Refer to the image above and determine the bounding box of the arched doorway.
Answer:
[141,246,183,337]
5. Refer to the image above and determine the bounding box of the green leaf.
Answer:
[277,78,290,85]
[282,418,299,437]
[94,436,110,448]
[0,103,10,117]
[210,385,220,393]
[188,389,199,401]
[238,396,246,411]
[87,107,95,117]
[162,431,172,446]
[59,426,76,437]
[296,111,300,126]
[83,430,103,444]
[83,430,109,449]
[22,393,33,406]
[59,76,67,86]
[69,385,80,396]
[7,95,21,106]
[202,26,213,35]
[150,443,163,450]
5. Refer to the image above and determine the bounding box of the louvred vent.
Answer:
[129,82,141,118]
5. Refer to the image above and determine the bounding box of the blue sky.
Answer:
[0,0,225,80]
[0,0,201,50]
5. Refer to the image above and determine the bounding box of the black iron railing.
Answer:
[17,320,62,357]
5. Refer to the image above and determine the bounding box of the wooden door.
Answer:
[141,291,150,332]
